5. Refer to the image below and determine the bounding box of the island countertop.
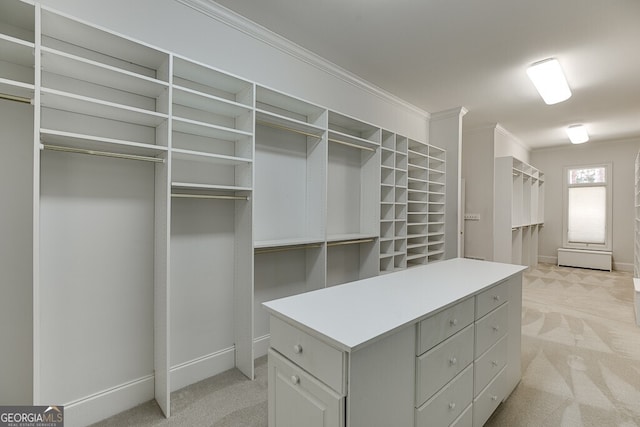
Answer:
[263,257,526,352]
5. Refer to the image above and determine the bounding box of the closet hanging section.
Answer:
[41,143,165,163]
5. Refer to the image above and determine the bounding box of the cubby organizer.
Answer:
[0,1,445,425]
[379,131,408,273]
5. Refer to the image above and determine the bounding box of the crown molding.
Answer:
[174,0,429,118]
[494,124,530,151]
[430,106,468,121]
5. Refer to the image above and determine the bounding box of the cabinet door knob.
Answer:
[291,375,300,385]
[493,325,500,332]
[450,318,458,327]
[449,357,457,366]
[491,360,499,367]
[493,295,501,302]
[293,344,303,354]
[448,402,456,410]
[491,395,498,401]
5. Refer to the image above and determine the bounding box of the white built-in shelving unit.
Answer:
[0,0,446,424]
[326,111,381,286]
[494,156,544,267]
[407,140,446,267]
[169,55,255,398]
[379,131,408,273]
[253,86,327,356]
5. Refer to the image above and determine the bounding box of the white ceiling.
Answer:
[212,0,640,150]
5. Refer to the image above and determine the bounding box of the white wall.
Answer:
[0,99,33,404]
[462,126,495,260]
[461,124,530,261]
[531,138,639,271]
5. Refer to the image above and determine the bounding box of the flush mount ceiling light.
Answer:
[526,58,572,105]
[566,124,589,144]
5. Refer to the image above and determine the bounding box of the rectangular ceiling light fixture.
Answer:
[527,58,572,105]
[566,124,589,144]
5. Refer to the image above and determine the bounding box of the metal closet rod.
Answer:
[254,243,323,254]
[171,193,249,201]
[328,138,376,152]
[327,238,375,247]
[0,93,31,104]
[257,120,323,139]
[41,143,165,163]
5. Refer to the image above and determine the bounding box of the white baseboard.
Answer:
[538,255,557,265]
[253,334,270,359]
[63,375,154,427]
[170,347,235,392]
[613,261,634,272]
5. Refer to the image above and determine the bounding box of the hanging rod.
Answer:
[327,238,375,247]
[254,243,323,255]
[41,144,165,163]
[171,193,249,201]
[328,138,377,152]
[0,93,31,104]
[257,120,323,139]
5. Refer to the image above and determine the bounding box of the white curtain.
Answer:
[567,186,606,244]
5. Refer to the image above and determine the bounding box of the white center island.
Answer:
[263,258,527,427]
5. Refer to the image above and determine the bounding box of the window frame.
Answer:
[562,163,612,251]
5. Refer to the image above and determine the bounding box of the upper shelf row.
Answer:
[1,1,389,156]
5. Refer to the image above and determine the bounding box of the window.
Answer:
[563,164,612,250]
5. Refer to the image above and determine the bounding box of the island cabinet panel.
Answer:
[264,258,525,427]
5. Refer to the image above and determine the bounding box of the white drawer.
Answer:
[416,324,474,406]
[475,280,509,320]
[451,403,472,427]
[474,335,508,396]
[474,303,508,358]
[473,367,506,427]
[416,364,473,427]
[417,297,474,355]
[268,349,345,427]
[269,316,345,394]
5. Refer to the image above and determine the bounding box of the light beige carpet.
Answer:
[93,263,640,426]
[486,264,640,426]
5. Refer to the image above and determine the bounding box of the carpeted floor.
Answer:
[486,264,640,426]
[92,263,640,426]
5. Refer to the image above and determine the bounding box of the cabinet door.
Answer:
[268,349,345,427]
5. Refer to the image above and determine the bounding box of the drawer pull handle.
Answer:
[492,325,500,332]
[293,344,303,354]
[450,318,458,327]
[491,395,498,401]
[493,295,501,302]
[291,375,300,385]
[449,357,457,366]
[448,402,456,410]
[491,360,499,367]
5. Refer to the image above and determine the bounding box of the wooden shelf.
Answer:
[171,182,252,193]
[172,117,252,141]
[41,88,168,127]
[172,148,252,165]
[256,109,325,138]
[173,85,252,118]
[41,47,169,98]
[0,34,34,67]
[254,238,325,249]
[40,128,167,157]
